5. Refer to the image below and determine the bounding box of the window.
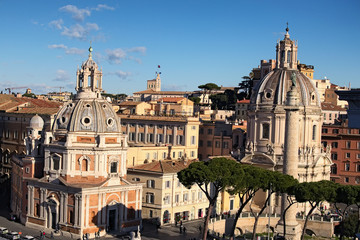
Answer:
[357,164,360,172]
[331,142,338,148]
[129,132,135,141]
[207,129,213,135]
[25,167,30,174]
[191,136,196,145]
[312,125,317,141]
[346,141,351,149]
[262,123,270,139]
[147,180,155,188]
[198,191,202,200]
[331,164,337,174]
[230,199,234,210]
[345,163,350,171]
[165,181,171,189]
[287,51,291,63]
[358,142,360,150]
[162,152,167,159]
[146,153,150,160]
[191,151,195,158]
[138,133,145,142]
[147,133,153,143]
[322,141,327,148]
[52,154,61,170]
[331,153,338,160]
[175,194,179,203]
[183,193,188,202]
[357,153,360,159]
[149,210,153,218]
[146,193,154,204]
[199,128,204,134]
[164,195,170,205]
[356,177,360,184]
[110,162,117,173]
[322,128,328,134]
[153,152,158,160]
[207,141,212,147]
[345,177,349,183]
[199,140,203,147]
[332,129,339,134]
[172,152,176,158]
[178,151,183,158]
[223,142,229,149]
[13,130,18,139]
[346,153,350,158]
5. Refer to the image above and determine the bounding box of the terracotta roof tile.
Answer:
[128,159,198,174]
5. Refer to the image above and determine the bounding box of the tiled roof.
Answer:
[119,101,143,106]
[321,102,346,111]
[0,94,62,114]
[157,97,186,103]
[133,89,186,95]
[128,159,198,174]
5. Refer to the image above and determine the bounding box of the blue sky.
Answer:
[1,0,359,95]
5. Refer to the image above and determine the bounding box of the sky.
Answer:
[0,0,359,95]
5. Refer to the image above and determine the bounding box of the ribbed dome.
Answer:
[250,69,321,107]
[81,58,98,70]
[53,99,120,133]
[30,114,44,129]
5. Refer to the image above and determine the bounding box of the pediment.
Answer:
[241,153,275,166]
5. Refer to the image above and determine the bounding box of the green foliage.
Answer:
[22,93,36,98]
[177,158,242,192]
[294,180,337,203]
[198,83,221,91]
[238,75,254,99]
[335,213,358,237]
[209,89,238,110]
[188,96,201,105]
[336,184,358,206]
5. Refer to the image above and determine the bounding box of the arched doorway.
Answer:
[47,199,59,229]
[163,210,170,224]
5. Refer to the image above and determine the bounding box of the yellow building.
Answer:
[127,160,208,225]
[154,97,194,116]
[118,101,152,115]
[118,114,200,167]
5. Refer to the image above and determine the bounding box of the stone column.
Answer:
[74,195,79,226]
[144,125,148,144]
[60,193,64,223]
[173,126,177,146]
[40,188,46,218]
[276,86,301,240]
[154,125,157,144]
[79,195,83,227]
[63,193,68,224]
[163,126,167,144]
[135,124,139,143]
[27,186,32,216]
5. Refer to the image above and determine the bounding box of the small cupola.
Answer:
[276,24,298,70]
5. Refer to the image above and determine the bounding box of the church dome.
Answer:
[30,114,44,129]
[52,99,120,133]
[250,69,321,107]
[52,46,120,133]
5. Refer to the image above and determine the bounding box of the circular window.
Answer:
[81,116,92,126]
[61,116,66,123]
[312,94,315,100]
[107,118,114,127]
[86,104,91,108]
[103,104,107,109]
[266,92,272,99]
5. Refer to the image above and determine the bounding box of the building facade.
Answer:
[11,48,142,238]
[119,114,200,167]
[127,160,208,225]
[321,122,360,185]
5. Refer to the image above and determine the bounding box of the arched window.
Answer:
[287,51,291,63]
[79,155,90,172]
[52,153,61,171]
[312,125,317,141]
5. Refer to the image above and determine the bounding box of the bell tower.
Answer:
[276,24,298,70]
[75,45,103,99]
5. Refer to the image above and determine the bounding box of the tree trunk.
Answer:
[202,201,214,240]
[229,196,253,240]
[282,199,295,238]
[252,193,271,240]
[301,204,316,240]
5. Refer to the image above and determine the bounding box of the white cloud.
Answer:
[53,70,70,82]
[49,19,64,30]
[127,47,146,54]
[61,23,99,40]
[65,48,85,55]
[86,23,99,31]
[48,44,85,55]
[106,47,147,64]
[106,48,127,64]
[114,71,132,79]
[93,4,115,11]
[48,44,67,50]
[59,5,91,22]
